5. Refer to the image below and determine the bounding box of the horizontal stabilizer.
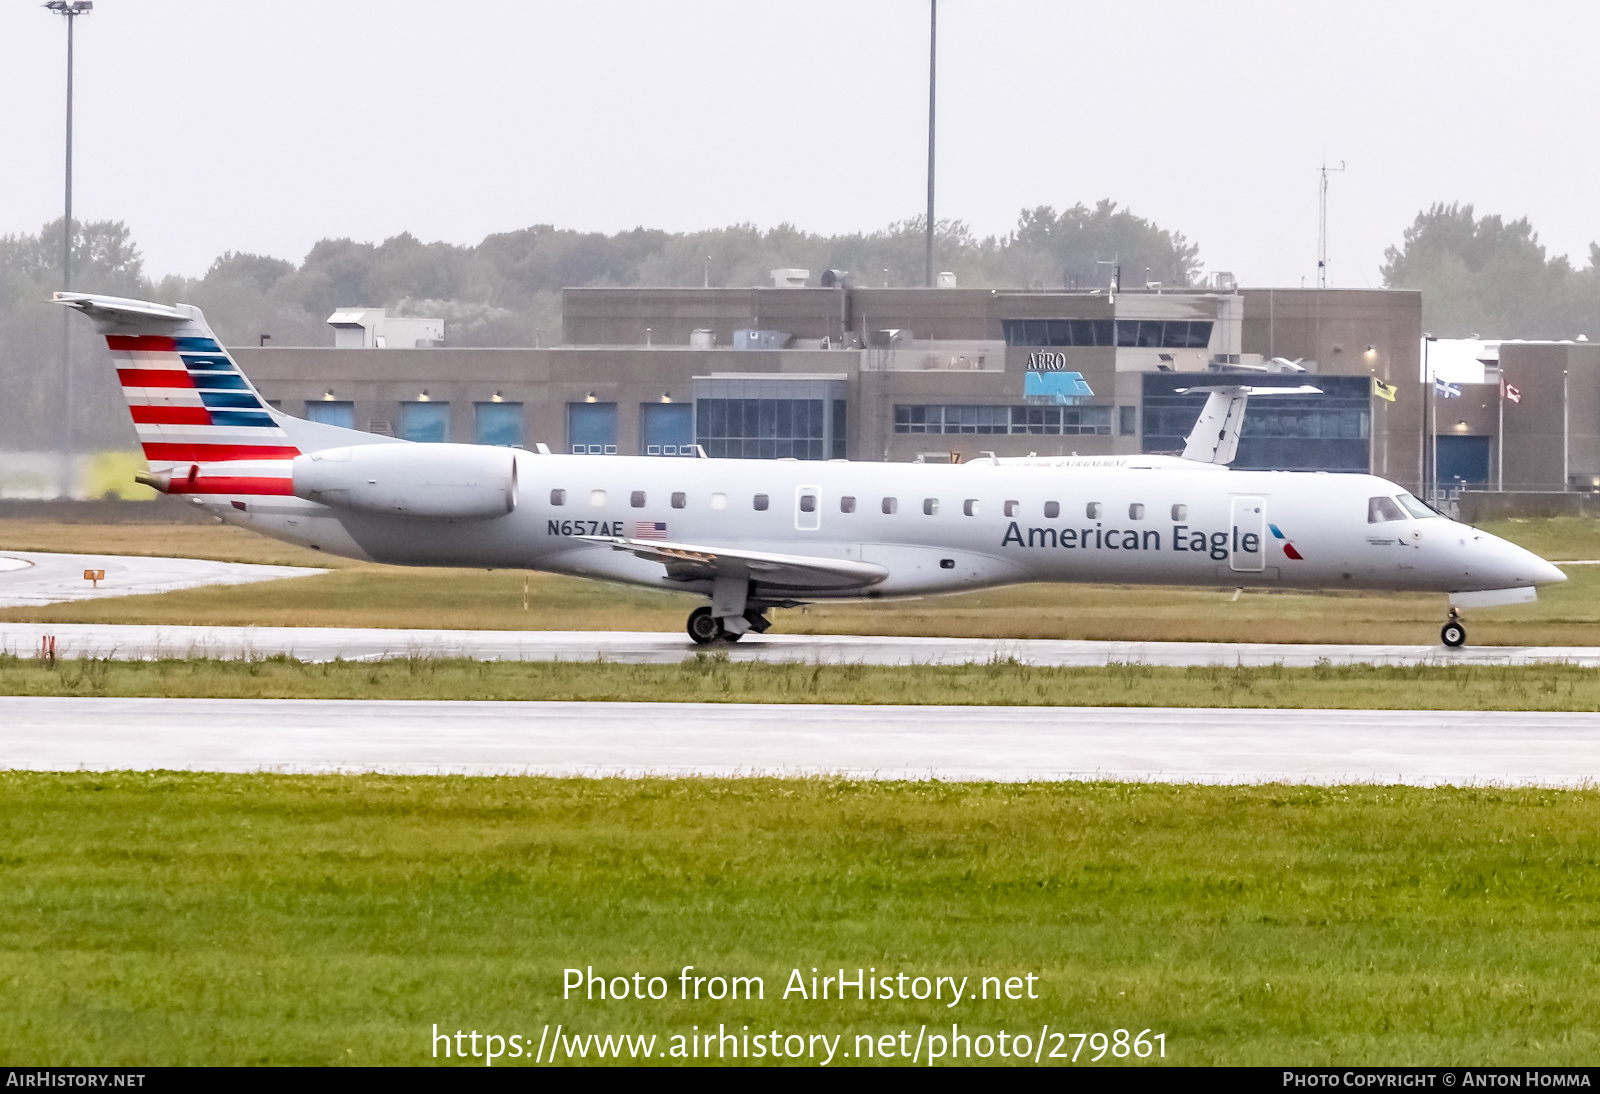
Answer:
[580,535,888,592]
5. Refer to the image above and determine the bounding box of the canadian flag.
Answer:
[1501,379,1522,404]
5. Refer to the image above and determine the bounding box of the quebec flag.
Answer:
[1024,370,1095,404]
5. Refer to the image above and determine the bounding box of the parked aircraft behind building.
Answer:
[57,292,1565,647]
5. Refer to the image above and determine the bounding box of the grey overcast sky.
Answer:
[2,0,1595,286]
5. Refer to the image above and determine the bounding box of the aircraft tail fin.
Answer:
[55,292,301,469]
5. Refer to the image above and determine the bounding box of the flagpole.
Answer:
[1497,379,1504,492]
[1430,381,1438,505]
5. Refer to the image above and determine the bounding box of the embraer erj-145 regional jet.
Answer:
[57,292,1565,648]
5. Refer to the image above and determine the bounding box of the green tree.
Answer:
[1380,203,1589,338]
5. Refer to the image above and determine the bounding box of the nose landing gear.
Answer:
[1441,607,1467,648]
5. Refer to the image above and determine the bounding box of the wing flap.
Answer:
[578,535,888,590]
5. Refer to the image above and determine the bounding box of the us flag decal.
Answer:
[635,521,667,540]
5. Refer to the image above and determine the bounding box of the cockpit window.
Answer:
[1395,493,1438,519]
[1368,496,1406,523]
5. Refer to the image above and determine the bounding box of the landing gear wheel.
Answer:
[687,606,719,645]
[1441,620,1467,648]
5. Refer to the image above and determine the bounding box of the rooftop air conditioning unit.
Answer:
[770,268,809,288]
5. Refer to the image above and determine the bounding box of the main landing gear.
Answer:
[1440,606,1467,648]
[686,605,771,645]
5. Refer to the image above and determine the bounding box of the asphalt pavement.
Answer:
[3,697,1595,785]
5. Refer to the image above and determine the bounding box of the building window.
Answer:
[1119,405,1138,436]
[307,400,355,429]
[894,405,1111,436]
[1001,319,1211,348]
[832,400,848,459]
[696,397,826,459]
[399,401,449,443]
[568,401,618,455]
[475,401,524,447]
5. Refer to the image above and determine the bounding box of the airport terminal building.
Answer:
[226,278,1600,499]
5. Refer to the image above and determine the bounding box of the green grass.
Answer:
[3,517,1598,644]
[9,653,1600,711]
[2,772,1599,1066]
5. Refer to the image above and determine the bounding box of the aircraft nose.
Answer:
[1490,534,1566,586]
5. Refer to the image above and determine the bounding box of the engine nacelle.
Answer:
[293,443,517,520]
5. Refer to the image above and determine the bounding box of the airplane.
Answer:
[56,291,1566,649]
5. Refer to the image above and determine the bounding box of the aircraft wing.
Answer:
[578,535,889,591]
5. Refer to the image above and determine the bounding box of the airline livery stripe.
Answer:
[167,476,294,496]
[107,335,179,351]
[117,368,194,389]
[120,389,205,405]
[140,443,300,462]
[130,406,212,426]
[110,353,187,370]
[105,334,224,352]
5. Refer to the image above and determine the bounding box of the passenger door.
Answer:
[1229,495,1266,572]
[795,485,821,531]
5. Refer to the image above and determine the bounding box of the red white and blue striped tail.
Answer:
[55,293,299,496]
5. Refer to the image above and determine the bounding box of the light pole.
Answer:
[924,0,936,288]
[1420,334,1436,499]
[46,0,92,495]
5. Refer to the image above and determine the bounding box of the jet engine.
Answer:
[292,443,517,520]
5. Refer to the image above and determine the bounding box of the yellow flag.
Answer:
[1372,378,1397,402]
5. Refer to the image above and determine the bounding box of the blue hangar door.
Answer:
[640,403,694,455]
[1437,435,1491,487]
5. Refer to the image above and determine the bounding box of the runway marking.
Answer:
[2,697,1596,786]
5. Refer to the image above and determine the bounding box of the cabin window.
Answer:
[1044,501,1060,519]
[923,498,939,516]
[754,493,770,511]
[671,492,686,509]
[1171,504,1187,521]
[882,497,898,514]
[630,491,646,508]
[1369,496,1407,523]
[963,499,979,516]
[841,496,857,513]
[1004,500,1019,517]
[550,489,566,506]
[1129,503,1145,520]
[1086,502,1103,519]
[711,492,727,510]
[589,489,606,507]
[1396,493,1438,519]
[799,494,817,513]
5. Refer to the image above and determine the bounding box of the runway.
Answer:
[3,621,1600,667]
[0,551,324,608]
[3,697,1597,785]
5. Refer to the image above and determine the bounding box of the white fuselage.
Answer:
[202,452,1564,603]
